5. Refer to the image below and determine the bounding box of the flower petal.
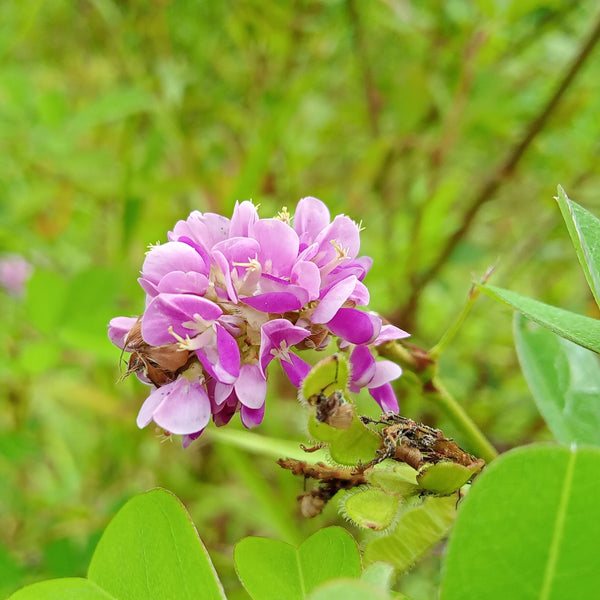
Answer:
[213,236,261,266]
[215,324,241,379]
[182,429,205,448]
[230,200,259,238]
[326,308,381,345]
[196,325,240,385]
[369,382,400,413]
[366,360,403,388]
[349,280,370,306]
[142,241,207,284]
[214,382,234,406]
[170,211,230,251]
[142,293,222,345]
[136,385,171,428]
[213,249,238,303]
[312,275,357,324]
[349,345,376,389]
[212,395,238,427]
[280,353,312,388]
[373,323,411,344]
[108,316,138,349]
[242,291,303,313]
[291,259,321,301]
[253,218,299,277]
[157,270,209,296]
[240,403,265,428]
[314,215,360,265]
[259,319,311,375]
[153,378,212,435]
[138,276,159,299]
[235,363,267,409]
[293,196,330,246]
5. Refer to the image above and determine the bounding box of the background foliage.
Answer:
[2,1,600,598]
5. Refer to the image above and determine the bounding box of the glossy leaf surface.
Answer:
[480,284,600,353]
[514,314,600,446]
[441,445,600,600]
[556,186,600,308]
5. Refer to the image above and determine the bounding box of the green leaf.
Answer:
[88,489,226,600]
[8,578,113,600]
[441,445,600,600]
[234,526,361,600]
[7,490,226,600]
[479,284,600,353]
[308,578,392,600]
[514,314,600,446]
[556,186,600,308]
[363,495,457,574]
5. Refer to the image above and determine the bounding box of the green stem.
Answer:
[430,376,498,463]
[429,286,480,360]
[378,340,419,371]
[430,265,495,360]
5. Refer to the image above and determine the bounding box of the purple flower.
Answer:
[137,370,211,435]
[0,254,33,298]
[108,197,409,446]
[348,345,403,412]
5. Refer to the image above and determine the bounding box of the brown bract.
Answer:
[122,318,193,387]
[278,459,368,518]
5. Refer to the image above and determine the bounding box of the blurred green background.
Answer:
[2,1,600,598]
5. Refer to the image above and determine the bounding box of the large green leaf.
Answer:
[9,489,226,600]
[8,578,113,600]
[234,527,361,600]
[514,314,600,446]
[88,489,226,600]
[441,445,600,600]
[556,186,600,309]
[479,284,600,353]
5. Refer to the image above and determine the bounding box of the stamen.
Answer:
[232,257,262,272]
[270,340,293,364]
[277,206,291,224]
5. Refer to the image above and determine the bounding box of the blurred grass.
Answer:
[2,1,600,598]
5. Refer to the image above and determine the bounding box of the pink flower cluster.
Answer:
[109,197,408,446]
